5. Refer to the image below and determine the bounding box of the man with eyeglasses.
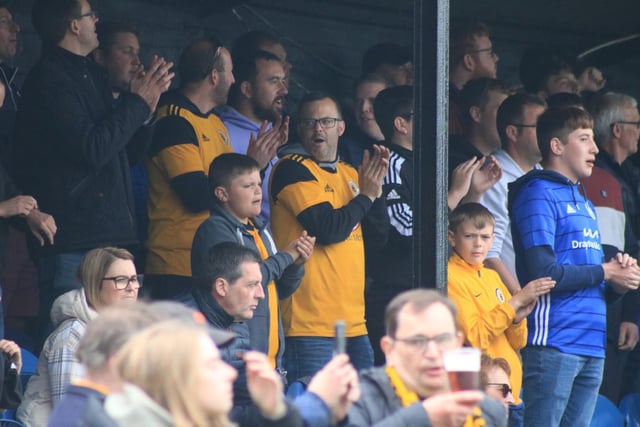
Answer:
[581,92,640,405]
[346,289,506,427]
[481,93,547,297]
[13,0,173,344]
[449,20,499,136]
[270,91,389,383]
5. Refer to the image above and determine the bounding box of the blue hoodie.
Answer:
[216,105,276,224]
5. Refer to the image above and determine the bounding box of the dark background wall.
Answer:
[7,0,640,114]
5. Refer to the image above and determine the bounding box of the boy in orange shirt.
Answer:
[447,202,554,426]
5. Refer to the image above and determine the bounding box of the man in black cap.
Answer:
[361,42,413,86]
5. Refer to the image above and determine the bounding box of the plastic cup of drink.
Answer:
[443,347,481,391]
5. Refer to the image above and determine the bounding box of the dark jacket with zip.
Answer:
[192,203,303,372]
[13,45,150,256]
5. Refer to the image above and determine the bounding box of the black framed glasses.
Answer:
[103,275,142,290]
[510,123,537,128]
[615,121,640,129]
[392,332,456,352]
[299,117,343,130]
[487,383,512,398]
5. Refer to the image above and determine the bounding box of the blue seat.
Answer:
[285,380,307,400]
[0,409,23,427]
[19,348,38,390]
[285,375,311,400]
[619,392,640,427]
[590,394,623,426]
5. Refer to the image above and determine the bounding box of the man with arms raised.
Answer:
[270,92,389,381]
[217,49,289,224]
[15,0,172,324]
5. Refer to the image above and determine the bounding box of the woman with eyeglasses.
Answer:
[480,354,516,414]
[17,247,140,426]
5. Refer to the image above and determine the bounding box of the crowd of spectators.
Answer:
[0,0,639,426]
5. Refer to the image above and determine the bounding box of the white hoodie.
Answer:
[17,289,97,427]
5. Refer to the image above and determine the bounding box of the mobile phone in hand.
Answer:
[333,320,346,355]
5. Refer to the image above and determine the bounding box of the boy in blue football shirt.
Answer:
[508,106,640,426]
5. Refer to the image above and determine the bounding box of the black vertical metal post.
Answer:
[413,0,449,291]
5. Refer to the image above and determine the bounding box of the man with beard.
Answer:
[218,49,288,223]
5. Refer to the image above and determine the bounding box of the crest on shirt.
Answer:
[495,288,505,304]
[217,130,230,146]
[348,180,360,196]
[585,203,596,220]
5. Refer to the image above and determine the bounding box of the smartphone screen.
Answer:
[333,320,346,355]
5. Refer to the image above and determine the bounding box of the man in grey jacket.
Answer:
[345,289,506,427]
[192,153,313,375]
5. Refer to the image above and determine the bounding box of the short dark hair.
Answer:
[32,0,81,45]
[497,92,546,148]
[536,106,594,162]
[459,78,509,130]
[362,42,412,75]
[519,47,576,94]
[450,20,491,67]
[297,91,343,119]
[96,21,139,52]
[179,37,224,87]
[192,242,262,292]
[384,289,459,338]
[232,30,282,57]
[374,85,413,141]
[208,153,260,194]
[229,49,282,104]
[448,202,495,233]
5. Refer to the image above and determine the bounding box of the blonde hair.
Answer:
[112,320,234,427]
[79,247,134,310]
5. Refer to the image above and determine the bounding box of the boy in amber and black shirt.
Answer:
[447,202,555,426]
